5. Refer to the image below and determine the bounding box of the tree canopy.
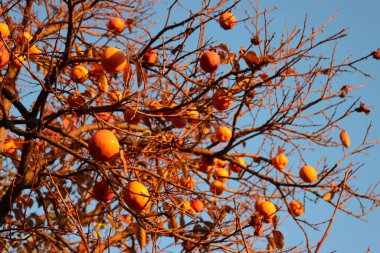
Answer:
[0,0,379,252]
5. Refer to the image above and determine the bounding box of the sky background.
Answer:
[150,1,380,252]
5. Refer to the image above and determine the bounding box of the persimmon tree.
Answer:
[0,0,379,252]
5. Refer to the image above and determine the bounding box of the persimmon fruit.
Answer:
[289,199,304,217]
[229,157,246,173]
[212,89,233,111]
[70,65,89,83]
[93,178,114,201]
[299,165,317,183]
[272,153,288,171]
[210,180,225,195]
[259,200,276,219]
[101,47,127,74]
[214,167,229,183]
[88,129,120,162]
[200,51,220,73]
[0,23,10,38]
[190,199,204,212]
[142,49,158,64]
[219,12,237,30]
[107,17,125,33]
[122,181,150,211]
[215,126,232,142]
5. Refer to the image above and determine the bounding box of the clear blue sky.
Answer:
[150,1,380,252]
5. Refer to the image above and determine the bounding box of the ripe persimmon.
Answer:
[0,45,10,67]
[229,157,246,173]
[219,12,237,30]
[199,155,213,174]
[190,199,204,212]
[215,126,232,142]
[299,165,317,183]
[101,47,127,74]
[122,181,150,211]
[272,153,288,171]
[180,176,196,190]
[70,65,89,83]
[0,23,10,38]
[200,51,220,73]
[142,49,158,64]
[210,180,225,195]
[107,17,125,33]
[88,129,119,162]
[254,199,265,212]
[213,158,226,167]
[289,200,304,217]
[259,200,276,219]
[212,90,233,111]
[214,167,229,183]
[93,178,114,201]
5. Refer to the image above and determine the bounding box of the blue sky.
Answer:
[148,1,380,252]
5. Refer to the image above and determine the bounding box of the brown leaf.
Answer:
[322,191,335,201]
[355,102,370,115]
[273,230,285,249]
[137,225,146,249]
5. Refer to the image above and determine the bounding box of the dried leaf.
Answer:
[97,73,108,93]
[134,60,146,89]
[216,43,230,53]
[273,230,285,249]
[126,19,133,33]
[266,235,276,250]
[340,129,350,148]
[137,225,146,249]
[322,191,335,201]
